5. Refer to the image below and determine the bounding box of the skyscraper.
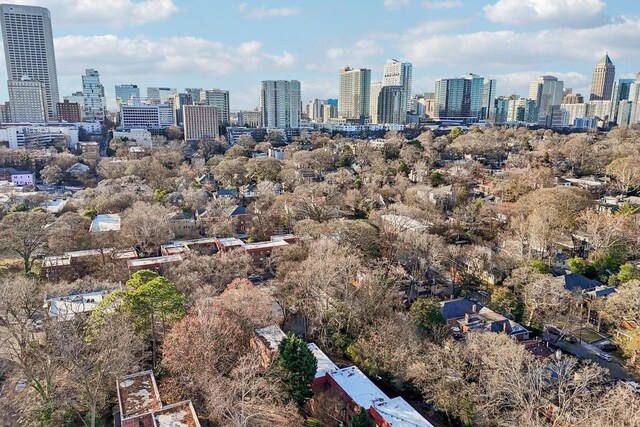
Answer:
[202,89,230,125]
[529,76,564,126]
[146,87,177,105]
[183,105,219,141]
[383,59,412,112]
[610,78,634,123]
[115,84,141,111]
[376,86,406,124]
[339,67,371,124]
[82,69,105,121]
[589,53,615,101]
[482,79,497,121]
[8,77,47,122]
[0,4,59,120]
[433,73,485,121]
[260,80,301,128]
[369,81,382,124]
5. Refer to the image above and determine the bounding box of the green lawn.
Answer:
[577,328,607,344]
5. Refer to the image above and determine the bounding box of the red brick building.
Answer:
[56,100,81,122]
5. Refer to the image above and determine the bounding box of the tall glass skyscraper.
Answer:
[0,4,59,120]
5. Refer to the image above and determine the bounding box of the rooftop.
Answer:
[217,237,244,247]
[372,397,434,427]
[152,401,201,427]
[242,240,289,251]
[90,214,121,232]
[381,214,428,232]
[254,325,286,351]
[329,366,389,409]
[47,290,112,320]
[307,342,338,379]
[128,254,183,267]
[440,298,481,321]
[117,370,162,420]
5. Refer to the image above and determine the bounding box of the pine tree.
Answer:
[276,332,317,406]
[350,407,374,427]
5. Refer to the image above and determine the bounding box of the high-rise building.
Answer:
[202,89,230,125]
[120,104,174,132]
[562,92,584,104]
[369,81,382,124]
[56,100,81,122]
[529,76,564,126]
[183,105,219,141]
[260,80,301,128]
[0,4,59,120]
[146,87,177,105]
[589,53,615,101]
[338,67,371,124]
[115,84,140,111]
[185,88,203,104]
[482,79,497,121]
[8,77,47,122]
[0,101,11,123]
[237,110,261,127]
[433,73,485,121]
[628,74,640,125]
[376,85,406,124]
[611,79,634,123]
[82,69,105,121]
[322,104,337,122]
[382,59,412,112]
[307,99,325,122]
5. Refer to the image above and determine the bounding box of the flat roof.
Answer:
[117,370,162,420]
[254,325,286,351]
[161,243,190,255]
[270,234,296,241]
[47,290,111,320]
[217,237,244,247]
[90,214,121,232]
[153,401,201,427]
[242,240,289,251]
[329,366,389,409]
[42,255,71,268]
[307,343,338,379]
[172,237,218,246]
[128,254,183,267]
[373,397,433,427]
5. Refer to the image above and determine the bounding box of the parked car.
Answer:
[599,343,617,352]
[597,353,613,362]
[547,326,561,335]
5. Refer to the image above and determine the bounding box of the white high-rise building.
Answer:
[0,4,59,120]
[339,67,371,124]
[82,69,105,121]
[8,77,47,123]
[183,105,219,141]
[260,80,301,128]
[382,59,412,112]
[203,89,230,125]
[369,81,382,124]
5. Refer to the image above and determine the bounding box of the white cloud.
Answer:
[493,70,590,96]
[483,0,606,26]
[9,0,178,25]
[399,17,640,69]
[384,0,411,9]
[237,3,301,19]
[309,39,384,71]
[422,0,463,9]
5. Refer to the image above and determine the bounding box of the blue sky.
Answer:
[3,0,640,110]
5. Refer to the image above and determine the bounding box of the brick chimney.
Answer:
[502,322,508,333]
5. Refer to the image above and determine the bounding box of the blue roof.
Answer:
[561,273,602,291]
[440,298,482,321]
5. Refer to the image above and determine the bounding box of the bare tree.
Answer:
[121,201,174,256]
[0,211,51,273]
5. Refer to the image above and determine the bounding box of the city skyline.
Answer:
[0,0,638,111]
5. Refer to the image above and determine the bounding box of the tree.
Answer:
[275,332,317,406]
[246,157,282,182]
[96,270,185,368]
[408,298,446,341]
[213,157,248,187]
[606,155,640,193]
[350,407,374,427]
[40,164,64,185]
[489,287,519,318]
[0,211,51,273]
[121,201,174,256]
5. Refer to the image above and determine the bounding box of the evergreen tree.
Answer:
[350,407,374,427]
[276,332,317,406]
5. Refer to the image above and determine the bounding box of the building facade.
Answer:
[115,84,140,111]
[183,105,219,141]
[81,69,105,122]
[202,89,230,125]
[369,81,382,124]
[589,53,615,101]
[146,87,177,105]
[433,73,485,121]
[339,67,371,124]
[0,4,59,120]
[376,85,406,124]
[56,100,81,123]
[237,110,261,127]
[260,80,301,128]
[120,105,174,132]
[530,75,564,127]
[382,59,412,112]
[8,78,47,123]
[482,79,497,121]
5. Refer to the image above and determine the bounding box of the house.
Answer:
[381,214,428,232]
[216,188,239,199]
[128,146,146,159]
[242,240,289,265]
[440,298,530,341]
[89,214,121,232]
[127,254,183,274]
[78,141,99,154]
[170,237,218,255]
[557,273,603,293]
[41,247,137,279]
[224,204,249,235]
[251,325,287,367]
[296,168,318,182]
[168,211,198,239]
[215,237,244,252]
[0,167,35,186]
[116,370,200,427]
[45,290,113,321]
[160,242,191,256]
[65,162,90,176]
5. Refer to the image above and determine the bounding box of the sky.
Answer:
[2,0,640,110]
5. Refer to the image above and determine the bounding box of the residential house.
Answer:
[46,289,113,321]
[127,254,183,274]
[89,214,121,232]
[170,237,218,255]
[440,298,530,341]
[0,167,35,186]
[65,162,90,176]
[224,204,249,235]
[242,240,289,265]
[41,247,137,280]
[216,188,239,200]
[168,211,199,239]
[116,370,200,427]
